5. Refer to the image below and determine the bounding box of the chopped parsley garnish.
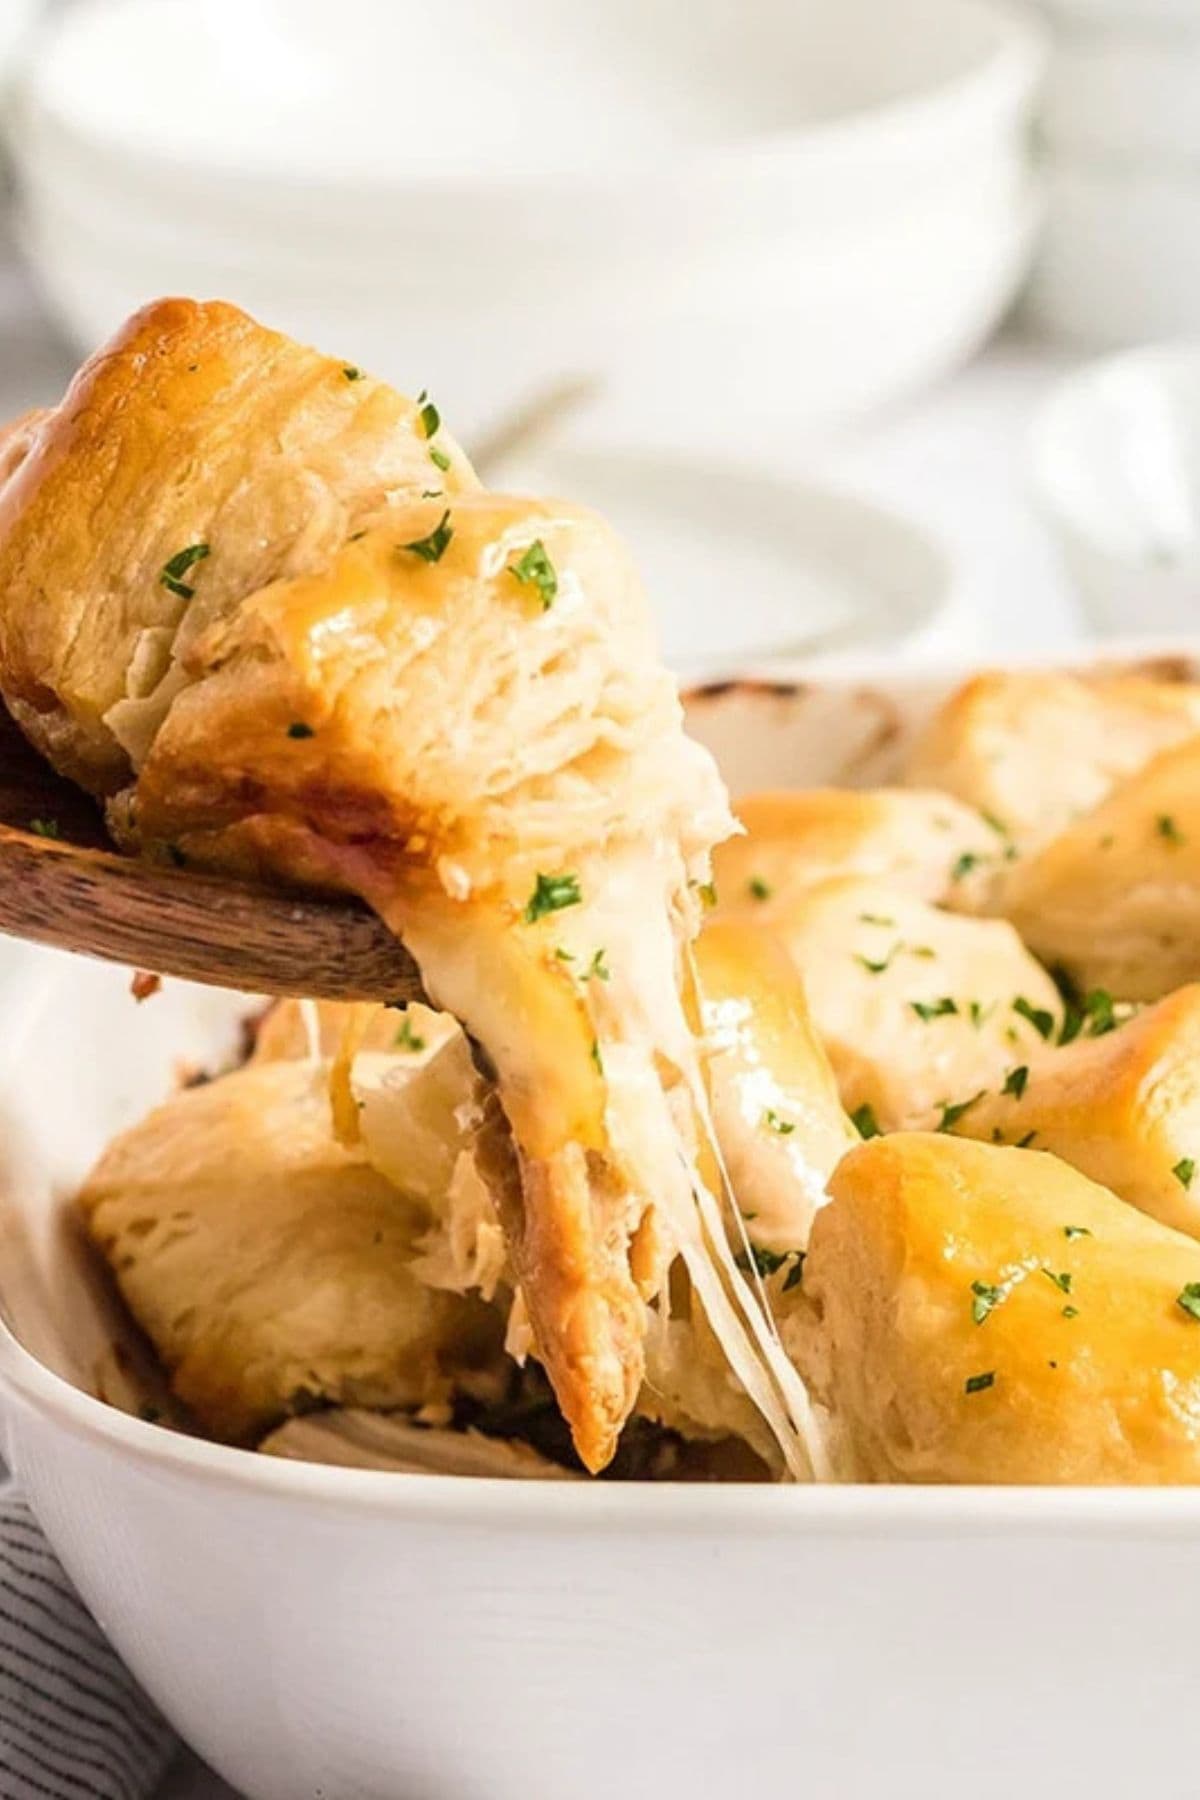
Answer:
[393,1015,426,1053]
[1013,996,1055,1041]
[950,852,981,883]
[782,1254,807,1292]
[1157,813,1186,847]
[856,946,898,975]
[1002,1065,1029,1099]
[553,947,574,963]
[585,948,610,982]
[695,880,718,909]
[429,446,452,472]
[1016,1130,1038,1149]
[1062,1304,1079,1320]
[968,1000,994,1030]
[1174,1158,1196,1190]
[938,1092,984,1132]
[523,871,582,923]
[964,1371,995,1395]
[764,1109,795,1135]
[858,912,895,927]
[27,817,60,839]
[400,509,453,564]
[971,1280,1005,1325]
[1177,1283,1200,1321]
[1060,987,1120,1045]
[747,876,772,901]
[851,1102,881,1140]
[1063,1225,1092,1241]
[343,365,362,381]
[981,810,1009,837]
[736,1244,804,1284]
[909,944,936,960]
[911,997,958,1022]
[509,539,558,610]
[590,1038,604,1074]
[160,542,210,599]
[286,721,315,740]
[416,389,441,439]
[1042,1267,1073,1295]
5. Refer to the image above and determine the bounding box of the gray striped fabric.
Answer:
[0,1485,176,1800]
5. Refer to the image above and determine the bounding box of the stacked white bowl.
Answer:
[9,0,1046,449]
[1026,0,1200,345]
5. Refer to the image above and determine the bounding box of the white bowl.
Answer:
[11,0,1047,442]
[3,643,1200,1800]
[1043,33,1200,166]
[1024,164,1200,349]
[1031,343,1200,634]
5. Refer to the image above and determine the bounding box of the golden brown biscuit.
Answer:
[0,297,475,793]
[768,877,1062,1131]
[787,1132,1200,1483]
[1004,735,1200,1001]
[78,1058,497,1442]
[905,669,1200,859]
[712,787,999,913]
[953,986,1200,1237]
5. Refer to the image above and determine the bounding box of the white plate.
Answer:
[1031,341,1200,634]
[2,642,1200,1800]
[489,444,954,671]
[1042,34,1200,166]
[1025,164,1200,348]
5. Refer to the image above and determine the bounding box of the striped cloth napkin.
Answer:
[0,1483,178,1799]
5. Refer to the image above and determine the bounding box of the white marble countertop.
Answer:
[0,220,1095,1800]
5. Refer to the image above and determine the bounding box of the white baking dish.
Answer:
[3,646,1200,1800]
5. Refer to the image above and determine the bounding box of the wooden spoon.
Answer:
[0,704,423,1001]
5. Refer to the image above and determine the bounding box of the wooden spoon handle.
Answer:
[0,826,423,1002]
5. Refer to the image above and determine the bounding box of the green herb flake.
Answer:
[27,817,60,839]
[782,1254,807,1292]
[1157,813,1186,847]
[764,1109,795,1136]
[585,948,610,982]
[950,851,981,883]
[695,880,718,910]
[911,997,958,1023]
[856,947,897,976]
[938,1092,984,1131]
[1042,1267,1073,1295]
[1063,1225,1092,1241]
[968,1000,994,1031]
[1175,1158,1196,1190]
[1178,1282,1200,1321]
[747,876,772,901]
[736,1244,803,1284]
[858,912,895,927]
[1013,996,1055,1041]
[509,539,558,611]
[981,810,1009,838]
[851,1102,881,1140]
[964,1371,996,1395]
[970,1280,1006,1325]
[1002,1065,1029,1099]
[393,1014,426,1053]
[1062,1304,1079,1320]
[1016,1130,1038,1149]
[591,1038,604,1075]
[343,365,363,381]
[400,509,453,564]
[160,541,210,600]
[909,944,937,960]
[416,389,441,439]
[553,947,574,963]
[523,871,582,923]
[286,721,315,740]
[430,446,452,472]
